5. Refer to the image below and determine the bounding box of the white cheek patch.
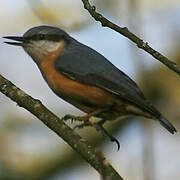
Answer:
[45,41,61,52]
[24,40,64,63]
[30,40,61,52]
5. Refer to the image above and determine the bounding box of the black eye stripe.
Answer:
[25,34,46,41]
[24,34,70,44]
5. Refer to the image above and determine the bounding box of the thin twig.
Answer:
[0,74,123,180]
[81,0,180,76]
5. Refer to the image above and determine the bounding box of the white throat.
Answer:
[23,40,64,64]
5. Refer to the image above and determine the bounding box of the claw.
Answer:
[97,124,120,151]
[62,114,73,121]
[62,114,78,123]
[110,136,120,151]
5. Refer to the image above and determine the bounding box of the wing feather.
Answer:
[55,39,160,116]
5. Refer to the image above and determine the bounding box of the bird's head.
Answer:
[3,25,70,65]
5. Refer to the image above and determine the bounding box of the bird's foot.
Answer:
[74,119,120,151]
[73,118,106,130]
[62,111,120,150]
[62,114,90,123]
[62,108,108,123]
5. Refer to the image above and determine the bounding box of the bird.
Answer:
[3,25,176,146]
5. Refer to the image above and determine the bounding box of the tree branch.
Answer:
[0,74,123,180]
[81,0,180,76]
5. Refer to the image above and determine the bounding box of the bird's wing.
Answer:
[55,40,159,116]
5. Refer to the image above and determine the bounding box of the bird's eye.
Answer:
[39,34,45,40]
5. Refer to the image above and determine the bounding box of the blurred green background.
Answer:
[0,0,180,179]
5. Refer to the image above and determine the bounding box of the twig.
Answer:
[81,0,180,76]
[0,74,123,180]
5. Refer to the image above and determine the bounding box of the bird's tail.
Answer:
[158,116,177,134]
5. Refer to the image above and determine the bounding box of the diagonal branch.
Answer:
[81,0,180,76]
[0,74,123,180]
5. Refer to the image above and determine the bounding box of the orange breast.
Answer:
[39,43,115,111]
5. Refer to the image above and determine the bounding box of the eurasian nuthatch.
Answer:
[3,25,177,137]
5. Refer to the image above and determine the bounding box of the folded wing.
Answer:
[55,39,160,117]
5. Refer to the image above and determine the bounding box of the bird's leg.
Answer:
[62,107,120,150]
[62,108,107,123]
[73,118,106,130]
[74,118,120,151]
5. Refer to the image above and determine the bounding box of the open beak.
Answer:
[3,36,27,46]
